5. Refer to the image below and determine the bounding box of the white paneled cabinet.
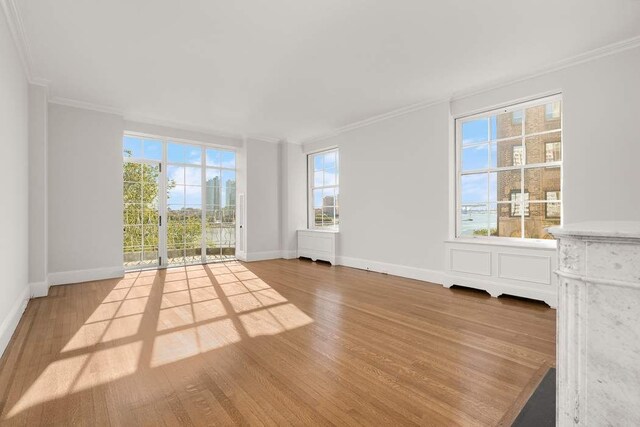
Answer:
[444,240,558,307]
[297,230,337,265]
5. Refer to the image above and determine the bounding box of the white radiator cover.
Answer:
[444,239,558,308]
[297,229,337,265]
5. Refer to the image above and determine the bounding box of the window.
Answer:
[545,102,561,120]
[456,95,562,240]
[545,142,561,162]
[512,146,524,166]
[545,191,561,218]
[512,110,523,125]
[308,149,339,229]
[122,134,237,270]
[510,191,530,217]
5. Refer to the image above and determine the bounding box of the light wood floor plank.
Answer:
[0,259,555,426]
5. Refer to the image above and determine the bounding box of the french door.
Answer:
[122,135,236,270]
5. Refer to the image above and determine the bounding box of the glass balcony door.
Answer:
[123,135,236,270]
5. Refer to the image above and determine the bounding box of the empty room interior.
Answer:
[1,1,640,425]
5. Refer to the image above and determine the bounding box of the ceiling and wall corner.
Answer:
[7,0,640,144]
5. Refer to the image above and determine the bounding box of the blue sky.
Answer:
[460,116,500,205]
[124,136,237,208]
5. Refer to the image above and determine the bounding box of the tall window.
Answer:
[123,134,236,269]
[308,149,339,229]
[456,95,562,240]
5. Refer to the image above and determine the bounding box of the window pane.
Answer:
[461,144,488,171]
[206,149,222,167]
[461,119,489,145]
[167,166,184,185]
[494,138,523,167]
[526,102,561,135]
[168,186,185,206]
[324,168,337,186]
[123,136,143,158]
[459,204,489,237]
[525,203,560,239]
[185,186,202,205]
[525,131,561,164]
[221,151,235,169]
[314,171,323,187]
[495,110,523,139]
[460,173,488,203]
[143,139,162,160]
[222,170,236,188]
[322,188,336,206]
[545,192,561,219]
[167,143,185,163]
[313,189,322,208]
[494,169,521,202]
[185,167,201,186]
[206,168,220,186]
[496,202,523,237]
[324,151,337,169]
[313,154,323,171]
[185,146,201,164]
[524,167,561,201]
[123,182,141,202]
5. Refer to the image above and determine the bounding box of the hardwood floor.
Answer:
[0,259,555,426]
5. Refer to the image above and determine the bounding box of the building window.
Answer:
[512,110,523,125]
[545,191,561,218]
[308,149,339,229]
[512,145,524,166]
[456,95,562,240]
[510,191,530,217]
[545,102,561,120]
[545,141,561,162]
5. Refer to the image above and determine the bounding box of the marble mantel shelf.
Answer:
[548,220,640,240]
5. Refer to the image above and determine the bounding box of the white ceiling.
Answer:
[14,0,640,142]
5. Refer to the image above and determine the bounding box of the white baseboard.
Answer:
[0,285,30,359]
[29,281,50,298]
[281,250,298,260]
[336,256,446,285]
[48,266,124,286]
[245,251,286,262]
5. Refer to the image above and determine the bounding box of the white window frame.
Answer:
[123,131,238,270]
[307,148,339,230]
[454,94,563,242]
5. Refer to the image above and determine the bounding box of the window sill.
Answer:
[446,237,557,250]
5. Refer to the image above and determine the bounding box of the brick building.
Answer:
[496,102,561,238]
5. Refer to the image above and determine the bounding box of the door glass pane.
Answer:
[123,161,159,268]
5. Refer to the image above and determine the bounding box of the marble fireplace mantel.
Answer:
[549,221,640,426]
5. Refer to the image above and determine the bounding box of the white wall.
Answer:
[245,139,282,260]
[0,10,30,356]
[28,84,48,293]
[301,45,640,284]
[451,46,640,223]
[47,104,124,284]
[304,103,450,280]
[280,142,307,258]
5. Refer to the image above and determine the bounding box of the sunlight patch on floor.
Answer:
[6,261,314,420]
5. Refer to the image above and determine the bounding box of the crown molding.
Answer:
[49,96,123,116]
[1,0,47,86]
[450,34,640,103]
[298,96,448,145]
[124,113,281,144]
[299,34,640,146]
